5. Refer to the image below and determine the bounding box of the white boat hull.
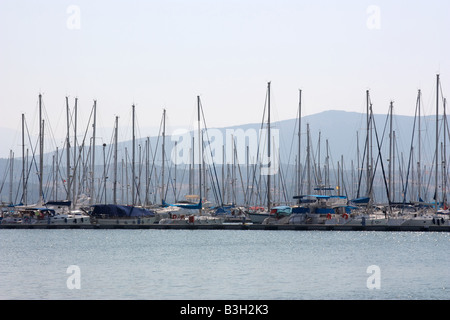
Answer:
[248,213,270,224]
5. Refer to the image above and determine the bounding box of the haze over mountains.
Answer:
[0,110,447,205]
[0,109,443,162]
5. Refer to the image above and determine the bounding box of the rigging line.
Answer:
[40,98,61,154]
[246,86,271,207]
[340,158,349,199]
[422,109,447,204]
[24,116,47,203]
[146,116,163,204]
[13,155,25,205]
[369,107,391,209]
[356,128,367,198]
[0,154,11,197]
[96,119,117,204]
[232,135,247,205]
[199,99,224,206]
[276,156,289,204]
[401,97,420,206]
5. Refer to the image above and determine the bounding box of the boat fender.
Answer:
[64,218,68,223]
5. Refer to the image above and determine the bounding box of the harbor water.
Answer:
[0,229,448,300]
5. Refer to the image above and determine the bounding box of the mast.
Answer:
[435,74,439,213]
[366,90,374,212]
[72,97,78,208]
[66,97,71,204]
[389,101,393,203]
[22,113,26,205]
[197,96,202,215]
[366,90,370,201]
[174,141,178,203]
[9,150,13,204]
[161,108,166,204]
[189,138,194,195]
[90,100,97,205]
[267,82,271,211]
[417,90,422,202]
[132,104,135,205]
[443,98,448,209]
[39,93,43,203]
[393,130,396,202]
[55,147,59,201]
[113,116,118,204]
[297,89,302,196]
[145,137,149,206]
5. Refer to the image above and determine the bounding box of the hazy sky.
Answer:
[0,0,449,147]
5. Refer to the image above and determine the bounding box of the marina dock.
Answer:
[1,223,449,232]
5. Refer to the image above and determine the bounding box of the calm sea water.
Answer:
[0,229,448,300]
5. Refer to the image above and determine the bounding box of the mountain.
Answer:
[0,110,447,205]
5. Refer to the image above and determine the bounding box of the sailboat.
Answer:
[86,104,157,226]
[158,97,224,225]
[247,82,277,224]
[1,95,92,226]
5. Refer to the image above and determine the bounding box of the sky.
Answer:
[0,0,449,153]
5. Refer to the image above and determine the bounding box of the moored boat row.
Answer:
[2,193,449,228]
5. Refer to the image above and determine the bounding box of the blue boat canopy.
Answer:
[162,199,202,210]
[91,205,155,217]
[350,197,370,204]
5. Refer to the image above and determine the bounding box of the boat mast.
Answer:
[366,90,373,212]
[197,96,202,215]
[113,116,118,204]
[443,98,448,209]
[435,74,439,213]
[145,137,149,206]
[9,150,13,204]
[22,113,26,205]
[90,100,97,205]
[417,90,422,202]
[306,123,311,194]
[73,97,78,208]
[297,89,302,197]
[66,97,72,207]
[39,93,43,204]
[389,101,393,203]
[161,108,166,204]
[132,104,135,206]
[267,82,271,211]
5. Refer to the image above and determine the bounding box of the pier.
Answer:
[1,223,449,232]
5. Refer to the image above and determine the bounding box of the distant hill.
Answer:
[0,110,447,205]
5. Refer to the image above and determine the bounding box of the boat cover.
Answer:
[162,199,202,210]
[350,197,370,204]
[91,204,155,217]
